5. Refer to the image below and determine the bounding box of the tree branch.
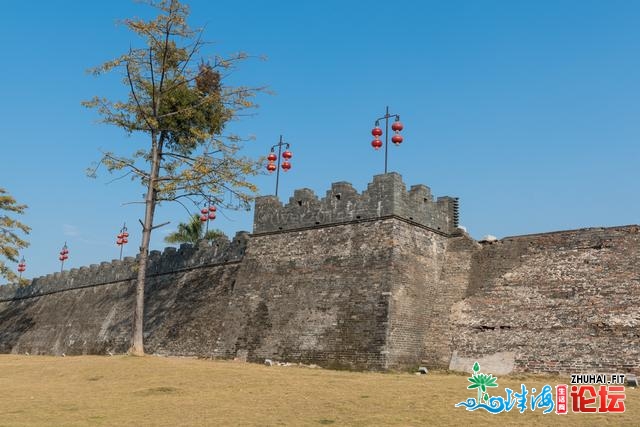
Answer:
[149,46,156,116]
[126,57,154,132]
[102,152,150,179]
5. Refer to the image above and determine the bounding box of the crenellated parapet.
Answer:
[253,172,460,235]
[0,232,249,302]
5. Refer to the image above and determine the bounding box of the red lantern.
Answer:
[371,127,383,137]
[281,161,291,171]
[266,162,276,172]
[123,232,129,238]
[391,121,403,132]
[201,208,208,214]
[208,213,216,220]
[122,238,128,244]
[282,150,292,159]
[371,139,383,150]
[209,206,217,212]
[267,152,277,162]
[392,134,403,144]
[117,239,123,245]
[59,248,68,261]
[200,215,207,222]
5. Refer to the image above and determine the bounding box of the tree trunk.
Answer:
[129,134,163,356]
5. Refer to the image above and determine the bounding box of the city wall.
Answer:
[450,225,640,375]
[0,173,638,375]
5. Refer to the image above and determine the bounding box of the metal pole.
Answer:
[119,223,127,260]
[275,135,283,196]
[205,202,210,236]
[384,105,389,174]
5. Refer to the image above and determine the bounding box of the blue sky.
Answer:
[1,0,638,279]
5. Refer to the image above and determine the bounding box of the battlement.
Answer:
[253,172,460,235]
[0,232,249,302]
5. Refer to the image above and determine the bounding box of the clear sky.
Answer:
[1,0,638,280]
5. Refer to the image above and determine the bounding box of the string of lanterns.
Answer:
[266,135,293,196]
[370,106,404,173]
[200,203,217,236]
[58,242,69,272]
[17,256,26,279]
[116,223,129,260]
[200,204,216,222]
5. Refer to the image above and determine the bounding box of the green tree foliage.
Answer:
[83,0,264,355]
[0,188,30,284]
[164,214,224,245]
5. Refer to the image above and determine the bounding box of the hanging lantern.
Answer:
[391,134,403,144]
[59,244,69,262]
[371,139,383,150]
[200,208,208,214]
[17,258,26,273]
[281,161,292,171]
[115,223,129,259]
[371,127,383,137]
[391,121,403,132]
[266,162,276,172]
[282,150,292,159]
[209,206,217,212]
[267,152,277,162]
[200,215,208,222]
[208,212,216,220]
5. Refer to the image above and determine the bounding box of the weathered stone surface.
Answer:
[253,172,460,236]
[0,174,637,375]
[452,225,640,375]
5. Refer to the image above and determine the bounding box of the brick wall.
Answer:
[1,174,637,375]
[451,225,640,375]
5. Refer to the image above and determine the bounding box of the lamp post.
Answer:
[58,242,69,272]
[266,135,293,197]
[17,256,26,280]
[199,203,217,236]
[116,223,129,260]
[370,106,404,173]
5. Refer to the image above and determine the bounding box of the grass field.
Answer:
[0,355,637,426]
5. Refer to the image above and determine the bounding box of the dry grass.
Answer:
[0,355,637,426]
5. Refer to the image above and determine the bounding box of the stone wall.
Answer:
[450,225,640,375]
[1,173,638,375]
[254,172,459,235]
[0,233,248,302]
[0,234,248,356]
[211,220,399,369]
